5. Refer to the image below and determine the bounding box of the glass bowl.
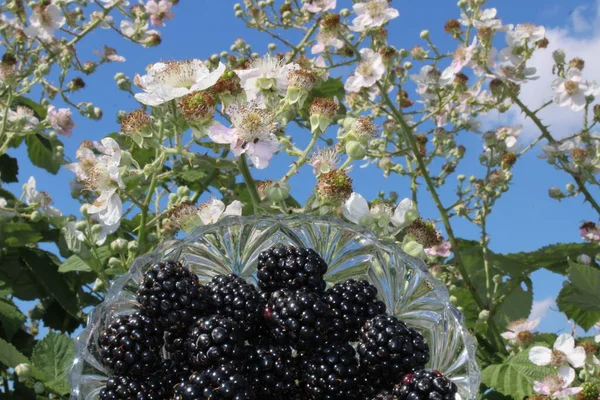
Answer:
[68,215,480,399]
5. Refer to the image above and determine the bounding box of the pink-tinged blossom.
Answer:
[309,148,340,175]
[207,103,279,169]
[501,318,540,340]
[145,0,174,27]
[47,106,75,137]
[8,106,39,130]
[529,333,586,375]
[580,222,600,242]
[552,68,599,112]
[533,366,582,399]
[234,55,300,101]
[459,8,505,31]
[198,199,243,224]
[303,0,336,13]
[24,4,65,40]
[311,30,344,54]
[345,48,385,92]
[451,39,477,73]
[350,0,399,32]
[134,59,225,106]
[22,177,62,217]
[424,241,452,258]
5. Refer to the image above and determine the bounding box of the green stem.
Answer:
[285,21,318,63]
[0,90,13,155]
[281,132,320,182]
[377,82,508,355]
[238,154,261,212]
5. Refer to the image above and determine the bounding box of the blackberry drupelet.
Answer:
[206,274,262,334]
[325,279,387,342]
[302,342,361,399]
[172,361,254,400]
[185,316,246,369]
[393,370,458,400]
[136,260,209,329]
[358,315,429,383]
[266,289,332,349]
[97,312,163,377]
[247,344,299,398]
[165,330,189,363]
[98,375,166,400]
[256,245,328,293]
[158,359,191,397]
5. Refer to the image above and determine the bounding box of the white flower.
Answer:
[95,46,126,62]
[470,8,504,30]
[501,318,540,340]
[207,103,279,169]
[65,221,85,242]
[234,55,300,102]
[311,30,344,54]
[99,0,130,5]
[24,4,65,40]
[303,0,336,13]
[8,106,39,130]
[120,20,157,37]
[345,48,385,92]
[533,366,582,399]
[552,68,599,112]
[483,125,522,160]
[510,23,546,46]
[94,218,120,246]
[451,39,477,73]
[529,333,586,374]
[47,106,75,137]
[134,60,225,106]
[342,193,372,225]
[145,0,174,26]
[0,197,15,218]
[350,0,399,32]
[391,198,418,228]
[22,177,62,216]
[495,64,538,83]
[198,199,243,225]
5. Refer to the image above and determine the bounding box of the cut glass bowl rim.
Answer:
[68,214,481,399]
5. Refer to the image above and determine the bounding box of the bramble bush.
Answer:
[0,0,599,398]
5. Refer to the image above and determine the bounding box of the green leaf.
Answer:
[0,297,26,340]
[482,348,554,399]
[0,223,43,247]
[25,134,62,175]
[502,242,599,275]
[493,279,533,327]
[58,255,92,273]
[0,188,16,200]
[31,332,75,395]
[13,96,48,120]
[0,336,29,368]
[40,299,82,334]
[312,77,345,100]
[19,248,80,319]
[178,168,209,183]
[0,249,46,300]
[557,264,600,331]
[0,154,18,183]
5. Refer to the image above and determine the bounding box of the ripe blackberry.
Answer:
[206,274,262,334]
[247,344,299,398]
[358,315,429,383]
[136,260,209,329]
[393,370,458,400]
[165,330,189,363]
[185,316,246,369]
[158,359,191,397]
[97,312,163,377]
[325,279,387,341]
[256,245,328,293]
[266,289,331,349]
[172,361,254,400]
[99,375,166,400]
[302,342,361,399]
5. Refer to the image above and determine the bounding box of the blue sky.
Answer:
[4,0,600,335]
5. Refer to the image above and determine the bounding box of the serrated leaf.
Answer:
[482,348,554,399]
[0,223,43,247]
[493,279,533,327]
[0,298,26,340]
[312,77,345,100]
[58,255,92,273]
[502,242,598,275]
[0,154,18,183]
[0,249,46,300]
[0,336,29,368]
[557,285,600,330]
[31,332,75,395]
[178,168,209,183]
[25,134,62,175]
[40,300,82,334]
[19,248,80,319]
[0,188,16,200]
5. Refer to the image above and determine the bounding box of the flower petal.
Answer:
[566,346,586,368]
[529,346,552,366]
[208,123,235,144]
[223,200,243,217]
[342,193,370,224]
[554,333,575,354]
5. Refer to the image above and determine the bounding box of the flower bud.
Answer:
[30,211,42,223]
[457,174,465,181]
[128,240,139,253]
[569,57,585,71]
[265,181,290,201]
[317,169,353,204]
[147,233,158,243]
[478,310,489,321]
[79,204,89,216]
[577,254,592,265]
[117,78,131,91]
[345,141,367,160]
[233,3,242,11]
[34,382,45,394]
[92,278,106,292]
[548,187,564,199]
[91,224,103,235]
[110,238,128,253]
[449,295,458,305]
[268,43,276,52]
[340,8,351,17]
[457,0,467,7]
[402,240,425,259]
[15,363,30,381]
[552,49,566,65]
[419,30,430,40]
[108,257,122,268]
[114,72,126,81]
[75,221,87,231]
[565,183,575,193]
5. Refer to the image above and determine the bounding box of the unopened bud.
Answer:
[419,30,430,40]
[15,364,30,381]
[91,224,103,235]
[30,211,42,223]
[92,278,106,292]
[268,43,276,52]
[80,204,89,215]
[340,8,350,17]
[548,186,564,199]
[110,238,128,253]
[345,141,367,160]
[34,382,45,394]
[478,310,489,321]
[128,240,139,252]
[265,181,290,201]
[552,49,566,65]
[457,174,465,181]
[108,257,121,268]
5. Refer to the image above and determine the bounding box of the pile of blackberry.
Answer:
[96,246,455,399]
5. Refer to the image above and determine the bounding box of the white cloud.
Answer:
[529,297,554,321]
[493,1,600,140]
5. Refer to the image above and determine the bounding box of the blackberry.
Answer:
[186,316,246,369]
[358,315,429,383]
[165,330,189,363]
[325,279,387,342]
[158,359,191,397]
[173,361,254,400]
[99,375,166,399]
[393,370,458,400]
[256,245,328,293]
[302,342,361,399]
[206,274,262,334]
[266,289,331,349]
[136,260,209,329]
[247,344,299,398]
[97,312,163,377]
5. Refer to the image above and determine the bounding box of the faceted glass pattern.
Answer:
[68,215,481,399]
